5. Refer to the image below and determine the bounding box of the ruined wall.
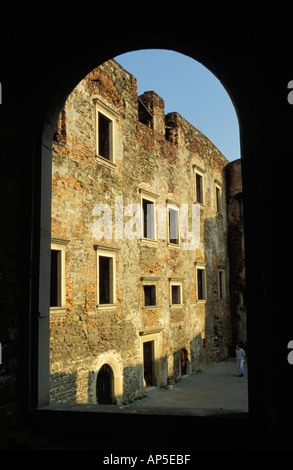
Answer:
[50,59,233,405]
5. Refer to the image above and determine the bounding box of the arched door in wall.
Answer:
[96,364,113,404]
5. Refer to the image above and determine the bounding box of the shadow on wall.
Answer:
[49,331,247,412]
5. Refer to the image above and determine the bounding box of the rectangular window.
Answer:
[143,285,156,307]
[169,279,183,306]
[171,285,181,304]
[50,239,69,310]
[93,97,118,168]
[139,189,158,241]
[215,180,223,214]
[196,266,206,301]
[99,256,113,304]
[142,198,155,239]
[98,112,112,160]
[95,245,119,307]
[218,268,226,299]
[168,206,179,245]
[193,165,205,205]
[50,249,61,307]
[196,173,203,204]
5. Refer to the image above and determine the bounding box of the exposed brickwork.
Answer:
[50,59,243,405]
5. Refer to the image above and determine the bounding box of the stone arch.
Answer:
[92,351,123,405]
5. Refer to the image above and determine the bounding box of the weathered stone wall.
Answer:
[226,159,246,348]
[50,59,235,405]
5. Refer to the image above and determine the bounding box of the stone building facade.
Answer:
[50,59,244,405]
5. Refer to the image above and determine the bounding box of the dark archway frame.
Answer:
[13,7,293,448]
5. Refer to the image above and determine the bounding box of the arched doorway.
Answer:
[96,364,114,404]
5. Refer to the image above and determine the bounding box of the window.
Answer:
[95,245,119,307]
[143,285,156,306]
[50,239,69,311]
[172,285,181,304]
[50,249,61,307]
[98,112,112,160]
[139,189,158,241]
[99,256,113,304]
[167,202,180,245]
[141,277,159,308]
[169,279,183,306]
[142,199,155,239]
[215,180,223,214]
[93,97,118,168]
[193,165,205,205]
[218,268,226,299]
[196,264,207,301]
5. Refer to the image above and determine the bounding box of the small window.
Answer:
[218,268,226,299]
[168,206,179,245]
[99,256,113,304]
[169,279,183,306]
[196,173,203,204]
[142,198,155,239]
[95,245,119,307]
[143,285,156,307]
[196,266,206,301]
[50,249,61,307]
[98,112,112,160]
[93,98,118,168]
[193,165,205,205]
[171,285,181,304]
[50,240,68,309]
[215,180,223,214]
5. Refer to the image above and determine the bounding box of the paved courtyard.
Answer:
[121,356,248,416]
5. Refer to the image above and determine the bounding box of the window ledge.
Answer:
[167,242,181,249]
[50,306,67,314]
[96,303,118,310]
[96,154,117,170]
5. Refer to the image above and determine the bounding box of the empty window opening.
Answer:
[216,186,222,213]
[50,249,60,307]
[197,268,206,301]
[142,198,155,239]
[171,285,181,304]
[196,173,203,204]
[98,112,112,160]
[218,269,225,299]
[168,207,179,244]
[96,364,114,404]
[99,256,113,304]
[143,285,156,306]
[143,341,155,386]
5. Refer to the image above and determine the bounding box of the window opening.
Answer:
[99,256,113,304]
[197,268,206,300]
[196,173,203,204]
[218,269,225,299]
[50,249,60,307]
[142,198,155,239]
[171,285,181,304]
[143,285,156,306]
[98,112,112,160]
[168,207,179,244]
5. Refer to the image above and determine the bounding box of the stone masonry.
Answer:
[50,59,244,405]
